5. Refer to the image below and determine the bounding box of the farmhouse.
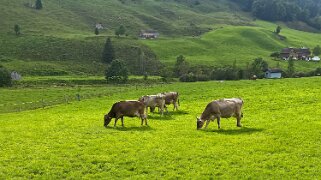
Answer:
[265,68,282,79]
[95,23,103,30]
[280,47,311,60]
[140,30,159,39]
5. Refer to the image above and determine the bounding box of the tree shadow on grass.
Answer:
[203,127,264,135]
[105,125,154,132]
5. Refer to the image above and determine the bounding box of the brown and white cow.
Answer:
[104,100,147,127]
[138,94,165,115]
[159,92,180,112]
[150,92,180,113]
[197,98,244,129]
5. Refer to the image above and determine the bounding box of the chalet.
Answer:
[265,68,282,79]
[140,30,159,39]
[280,47,311,60]
[95,23,103,30]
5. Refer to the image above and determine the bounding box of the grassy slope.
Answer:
[1,0,321,74]
[1,78,321,178]
[142,20,321,71]
[0,0,249,75]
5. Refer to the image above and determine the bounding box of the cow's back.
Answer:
[162,92,179,104]
[210,98,243,118]
[110,101,144,117]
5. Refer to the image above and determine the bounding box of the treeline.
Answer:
[232,0,321,30]
[172,55,321,82]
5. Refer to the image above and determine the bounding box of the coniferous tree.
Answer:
[287,58,295,78]
[95,27,99,35]
[35,0,43,10]
[275,25,281,34]
[14,24,20,36]
[101,37,115,64]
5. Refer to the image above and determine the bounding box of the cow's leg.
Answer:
[174,102,178,111]
[121,117,124,127]
[114,118,119,127]
[164,105,168,113]
[160,106,164,116]
[144,117,148,126]
[204,119,211,128]
[236,116,242,127]
[217,116,221,129]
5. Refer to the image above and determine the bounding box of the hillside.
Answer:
[0,0,251,75]
[142,20,321,71]
[1,0,321,76]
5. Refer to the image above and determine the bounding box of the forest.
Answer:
[233,0,321,29]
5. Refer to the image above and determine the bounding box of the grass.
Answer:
[141,21,321,71]
[1,77,321,178]
[2,1,321,74]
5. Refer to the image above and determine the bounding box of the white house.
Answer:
[265,68,282,79]
[312,56,320,61]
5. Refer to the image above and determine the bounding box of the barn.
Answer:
[265,68,282,79]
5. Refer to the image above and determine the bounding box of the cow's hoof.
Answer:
[237,124,242,127]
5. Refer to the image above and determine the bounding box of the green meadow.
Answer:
[141,20,321,71]
[1,77,321,178]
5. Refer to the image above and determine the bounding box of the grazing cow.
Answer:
[151,92,180,112]
[162,92,180,111]
[196,98,244,129]
[138,94,165,115]
[104,100,147,127]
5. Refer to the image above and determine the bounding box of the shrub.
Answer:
[0,65,12,87]
[105,60,128,84]
[179,73,197,82]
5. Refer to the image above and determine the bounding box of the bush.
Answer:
[0,65,12,87]
[179,73,197,82]
[105,60,128,84]
[211,66,239,80]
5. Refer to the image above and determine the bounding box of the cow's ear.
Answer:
[196,116,200,121]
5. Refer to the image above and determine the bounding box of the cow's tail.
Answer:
[177,92,180,106]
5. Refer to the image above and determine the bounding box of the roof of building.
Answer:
[266,68,282,73]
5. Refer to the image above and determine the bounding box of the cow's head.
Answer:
[196,117,204,130]
[104,114,112,127]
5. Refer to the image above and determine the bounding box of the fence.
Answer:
[0,83,161,114]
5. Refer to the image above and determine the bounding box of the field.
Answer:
[2,1,321,76]
[141,20,321,71]
[1,77,321,178]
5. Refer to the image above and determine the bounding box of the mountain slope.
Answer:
[142,20,321,71]
[1,0,321,75]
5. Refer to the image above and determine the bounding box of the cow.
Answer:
[162,92,180,111]
[196,98,244,129]
[150,92,180,113]
[138,94,165,115]
[104,100,147,127]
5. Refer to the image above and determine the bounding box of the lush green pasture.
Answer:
[141,21,321,71]
[1,77,321,178]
